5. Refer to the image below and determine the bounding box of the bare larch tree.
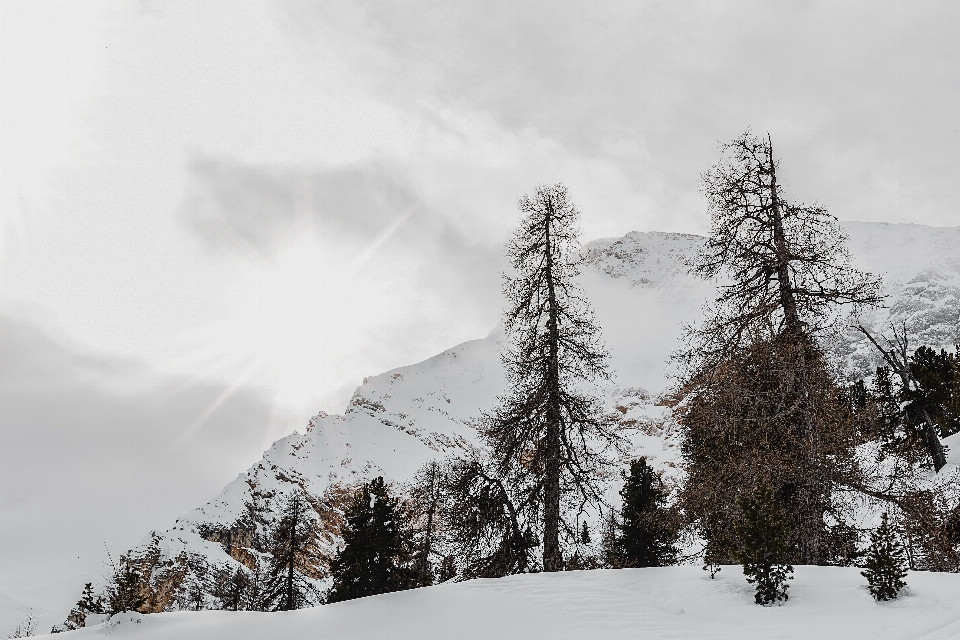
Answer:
[682,131,882,565]
[263,490,320,611]
[486,183,622,572]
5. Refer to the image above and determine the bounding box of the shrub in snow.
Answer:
[861,512,908,601]
[7,610,37,638]
[63,582,105,630]
[735,477,793,606]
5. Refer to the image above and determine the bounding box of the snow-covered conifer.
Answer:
[63,582,104,630]
[106,556,146,615]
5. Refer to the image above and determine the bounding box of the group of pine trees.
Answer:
[64,130,959,624]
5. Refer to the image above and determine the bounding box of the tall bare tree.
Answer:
[408,460,443,586]
[486,184,622,572]
[679,131,882,565]
[687,131,882,366]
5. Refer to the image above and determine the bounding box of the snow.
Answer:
[40,566,960,639]
[0,592,57,638]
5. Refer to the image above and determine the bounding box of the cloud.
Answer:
[0,315,285,616]
[178,155,507,316]
[287,0,960,227]
[175,156,511,413]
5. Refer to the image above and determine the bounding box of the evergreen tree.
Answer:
[106,556,146,614]
[220,568,250,611]
[908,345,960,448]
[183,575,207,611]
[436,555,457,583]
[618,458,678,568]
[244,555,268,611]
[326,477,415,603]
[63,582,105,630]
[486,183,624,572]
[735,477,794,606]
[600,510,624,569]
[861,512,908,601]
[262,490,320,611]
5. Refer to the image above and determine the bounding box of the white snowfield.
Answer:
[45,566,960,639]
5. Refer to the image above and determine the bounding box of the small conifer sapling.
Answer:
[861,512,908,601]
[735,477,794,606]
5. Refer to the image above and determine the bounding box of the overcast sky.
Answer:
[2,0,959,616]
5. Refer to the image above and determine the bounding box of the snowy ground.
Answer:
[42,566,960,639]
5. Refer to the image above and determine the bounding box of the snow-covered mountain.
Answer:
[78,222,960,617]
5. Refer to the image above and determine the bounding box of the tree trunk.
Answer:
[901,369,947,472]
[542,197,563,573]
[920,407,948,472]
[285,502,297,610]
[767,138,801,339]
[767,137,822,565]
[418,464,437,584]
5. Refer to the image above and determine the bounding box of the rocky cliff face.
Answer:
[77,222,959,616]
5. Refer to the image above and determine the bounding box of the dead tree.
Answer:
[486,184,624,572]
[856,323,947,471]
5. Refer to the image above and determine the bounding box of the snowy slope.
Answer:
[47,566,960,640]
[70,223,959,621]
[0,592,56,639]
